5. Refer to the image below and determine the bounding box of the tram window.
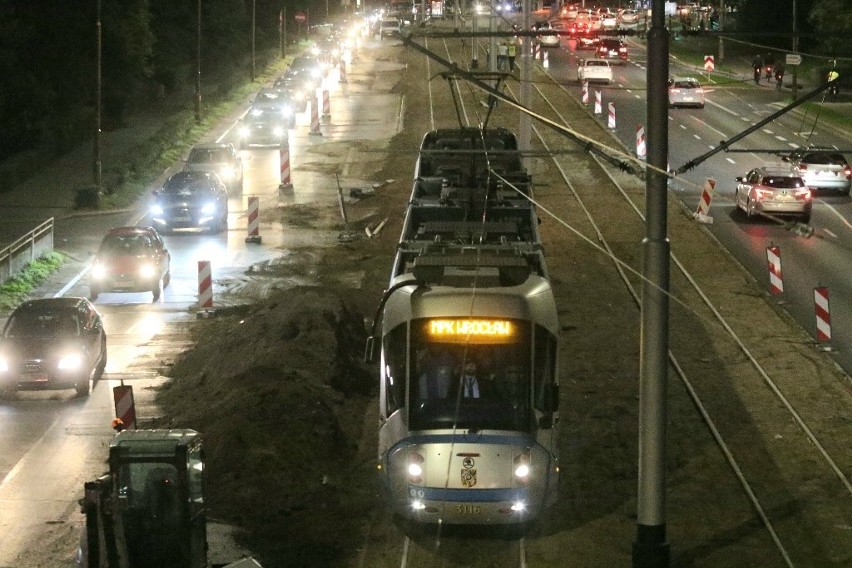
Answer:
[383,325,407,415]
[534,326,558,412]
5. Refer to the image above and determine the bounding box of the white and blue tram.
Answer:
[365,127,560,525]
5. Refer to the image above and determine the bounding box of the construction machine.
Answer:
[79,429,213,568]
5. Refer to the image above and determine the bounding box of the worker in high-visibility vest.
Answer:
[507,40,517,71]
[827,64,840,101]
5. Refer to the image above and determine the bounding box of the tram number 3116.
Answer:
[456,504,481,515]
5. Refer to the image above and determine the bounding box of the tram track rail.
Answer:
[509,56,852,567]
[360,25,850,568]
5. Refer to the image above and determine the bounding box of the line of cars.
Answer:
[0,35,358,400]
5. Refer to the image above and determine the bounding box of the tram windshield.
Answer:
[409,318,532,431]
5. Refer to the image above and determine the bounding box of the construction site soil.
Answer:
[146,41,851,568]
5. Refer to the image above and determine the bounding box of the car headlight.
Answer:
[273,126,284,137]
[219,165,235,180]
[239,126,249,138]
[311,68,321,78]
[91,263,107,280]
[251,108,263,116]
[139,263,156,278]
[58,354,83,370]
[0,357,8,373]
[201,202,217,215]
[150,204,164,216]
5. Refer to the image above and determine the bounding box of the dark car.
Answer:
[0,297,107,397]
[273,70,314,113]
[149,171,229,234]
[89,226,171,301]
[597,38,627,63]
[289,54,327,80]
[783,147,851,194]
[248,89,297,129]
[184,143,243,193]
[237,110,289,149]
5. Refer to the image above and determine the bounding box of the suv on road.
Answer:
[782,147,851,195]
[150,171,229,234]
[596,38,627,63]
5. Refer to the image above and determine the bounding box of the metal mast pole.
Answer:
[717,0,725,64]
[195,0,202,122]
[94,0,102,188]
[488,5,496,72]
[633,0,671,564]
[792,0,799,100]
[519,0,531,168]
[251,0,256,81]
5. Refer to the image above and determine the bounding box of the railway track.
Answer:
[358,23,851,568]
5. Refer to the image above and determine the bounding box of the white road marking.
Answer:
[763,129,774,134]
[694,134,701,139]
[775,135,787,141]
[726,157,736,164]
[817,200,852,231]
[705,97,740,117]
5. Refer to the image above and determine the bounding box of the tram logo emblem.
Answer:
[461,457,477,488]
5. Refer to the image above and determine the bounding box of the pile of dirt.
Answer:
[153,288,376,565]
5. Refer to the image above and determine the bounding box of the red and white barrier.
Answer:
[636,124,646,159]
[279,138,292,190]
[310,93,322,136]
[339,59,348,83]
[607,101,616,129]
[542,50,549,69]
[197,260,213,309]
[322,89,331,119]
[113,385,136,430]
[814,287,831,343]
[766,245,783,295]
[594,90,602,114]
[582,81,589,104]
[692,178,715,224]
[245,195,262,244]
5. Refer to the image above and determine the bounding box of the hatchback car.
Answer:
[668,77,705,108]
[0,297,106,397]
[734,164,812,222]
[597,38,628,63]
[150,171,229,234]
[533,21,560,47]
[618,9,640,25]
[249,89,297,129]
[783,148,851,194]
[184,143,243,193]
[89,226,171,301]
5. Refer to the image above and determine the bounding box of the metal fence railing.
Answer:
[0,218,54,286]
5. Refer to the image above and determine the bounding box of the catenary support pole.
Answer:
[633,0,671,565]
[519,0,532,170]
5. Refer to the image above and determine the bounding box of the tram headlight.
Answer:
[513,452,530,486]
[407,452,424,484]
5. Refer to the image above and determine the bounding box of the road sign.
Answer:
[786,53,802,66]
[704,55,715,72]
[295,11,306,23]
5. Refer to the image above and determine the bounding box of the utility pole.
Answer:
[791,0,799,100]
[471,9,479,68]
[717,0,725,64]
[94,0,102,189]
[519,0,531,169]
[251,0,256,82]
[633,0,671,564]
[195,0,202,122]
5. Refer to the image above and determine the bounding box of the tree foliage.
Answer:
[0,0,328,163]
[808,0,852,56]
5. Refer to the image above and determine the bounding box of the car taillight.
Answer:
[755,188,774,200]
[793,188,812,200]
[619,47,627,53]
[670,89,680,94]
[844,166,851,178]
[797,164,807,172]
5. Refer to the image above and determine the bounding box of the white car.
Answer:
[618,9,640,25]
[598,9,618,29]
[534,21,560,47]
[578,59,613,84]
[668,77,705,108]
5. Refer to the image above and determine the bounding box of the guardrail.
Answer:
[0,218,54,286]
